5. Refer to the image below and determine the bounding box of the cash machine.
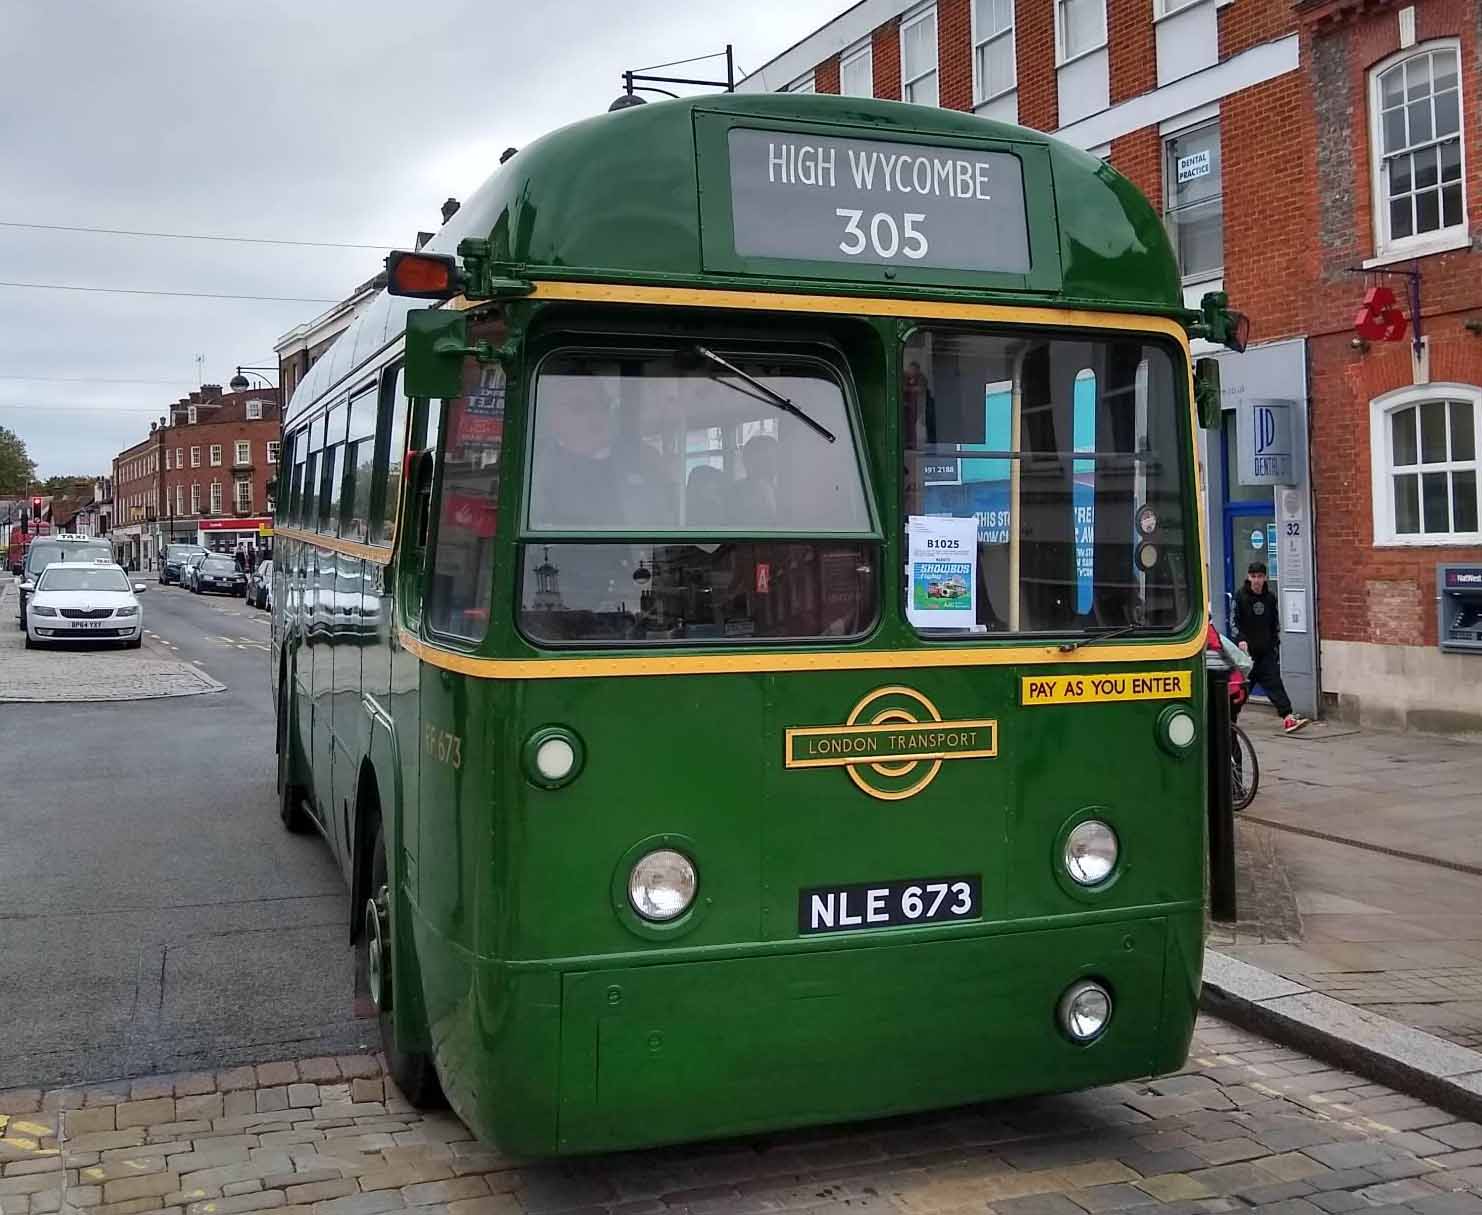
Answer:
[1438,564,1482,655]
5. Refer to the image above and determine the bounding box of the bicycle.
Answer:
[1231,723,1259,811]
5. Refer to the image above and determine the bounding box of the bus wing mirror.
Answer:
[404,308,471,400]
[1195,357,1222,429]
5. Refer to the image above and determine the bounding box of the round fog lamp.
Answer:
[1157,704,1199,756]
[628,849,697,922]
[535,736,576,783]
[1064,820,1118,886]
[1058,979,1112,1042]
[1167,710,1196,748]
[523,727,584,789]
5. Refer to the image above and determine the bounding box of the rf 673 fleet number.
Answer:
[799,875,981,936]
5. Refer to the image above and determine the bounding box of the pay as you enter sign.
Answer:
[1021,671,1192,706]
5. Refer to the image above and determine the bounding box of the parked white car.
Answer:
[24,561,146,650]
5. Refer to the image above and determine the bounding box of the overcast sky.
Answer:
[0,0,834,479]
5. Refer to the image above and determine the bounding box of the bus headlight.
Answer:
[628,849,697,922]
[1058,979,1112,1042]
[1064,820,1118,886]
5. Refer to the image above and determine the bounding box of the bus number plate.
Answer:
[799,875,981,935]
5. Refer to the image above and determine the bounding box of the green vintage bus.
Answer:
[271,91,1242,1156]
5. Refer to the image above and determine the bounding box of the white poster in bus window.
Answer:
[906,515,977,629]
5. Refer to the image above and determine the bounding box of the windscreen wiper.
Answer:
[693,346,836,444]
[1058,623,1146,653]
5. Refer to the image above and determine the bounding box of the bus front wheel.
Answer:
[362,824,445,1108]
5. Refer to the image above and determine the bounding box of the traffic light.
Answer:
[31,496,42,534]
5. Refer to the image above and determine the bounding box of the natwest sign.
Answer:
[200,516,272,531]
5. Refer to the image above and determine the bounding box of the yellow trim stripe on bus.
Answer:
[274,526,392,565]
[478,281,1193,343]
[396,627,1206,681]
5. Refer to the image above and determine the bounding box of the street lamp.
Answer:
[230,366,277,391]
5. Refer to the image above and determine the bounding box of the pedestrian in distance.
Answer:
[1232,560,1309,734]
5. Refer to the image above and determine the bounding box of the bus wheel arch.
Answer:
[349,759,383,946]
[352,763,445,1109]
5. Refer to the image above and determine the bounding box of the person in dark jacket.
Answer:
[1232,560,1308,734]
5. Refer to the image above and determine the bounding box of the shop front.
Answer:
[197,516,274,559]
[1208,337,1318,719]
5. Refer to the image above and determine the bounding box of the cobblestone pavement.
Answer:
[0,581,224,702]
[1217,710,1482,1052]
[7,1017,1482,1215]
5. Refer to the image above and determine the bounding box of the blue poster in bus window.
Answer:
[1072,371,1096,614]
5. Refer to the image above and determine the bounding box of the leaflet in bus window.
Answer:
[728,129,1030,274]
[906,515,978,630]
[456,364,506,450]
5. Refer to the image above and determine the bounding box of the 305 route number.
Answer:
[836,208,928,260]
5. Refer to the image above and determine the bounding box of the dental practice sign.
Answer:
[728,129,1030,273]
[1237,397,1297,486]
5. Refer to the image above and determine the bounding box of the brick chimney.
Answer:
[200,384,222,401]
[441,197,460,224]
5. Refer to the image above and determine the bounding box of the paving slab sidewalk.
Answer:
[1204,706,1482,1120]
[0,576,223,702]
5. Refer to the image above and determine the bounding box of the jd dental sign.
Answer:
[1238,397,1296,486]
[728,129,1030,274]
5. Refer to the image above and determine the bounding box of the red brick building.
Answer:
[157,385,281,555]
[740,0,1482,733]
[110,385,282,567]
[111,435,159,569]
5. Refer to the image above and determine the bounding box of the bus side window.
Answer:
[318,400,349,535]
[416,398,443,550]
[342,387,378,541]
[301,416,324,529]
[280,430,299,522]
[425,315,506,643]
[287,433,306,524]
[371,366,409,547]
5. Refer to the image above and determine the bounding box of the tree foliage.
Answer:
[38,474,96,499]
[0,427,36,497]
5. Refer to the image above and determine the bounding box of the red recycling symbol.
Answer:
[1353,286,1408,343]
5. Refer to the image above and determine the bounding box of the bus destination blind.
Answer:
[728,128,1030,274]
